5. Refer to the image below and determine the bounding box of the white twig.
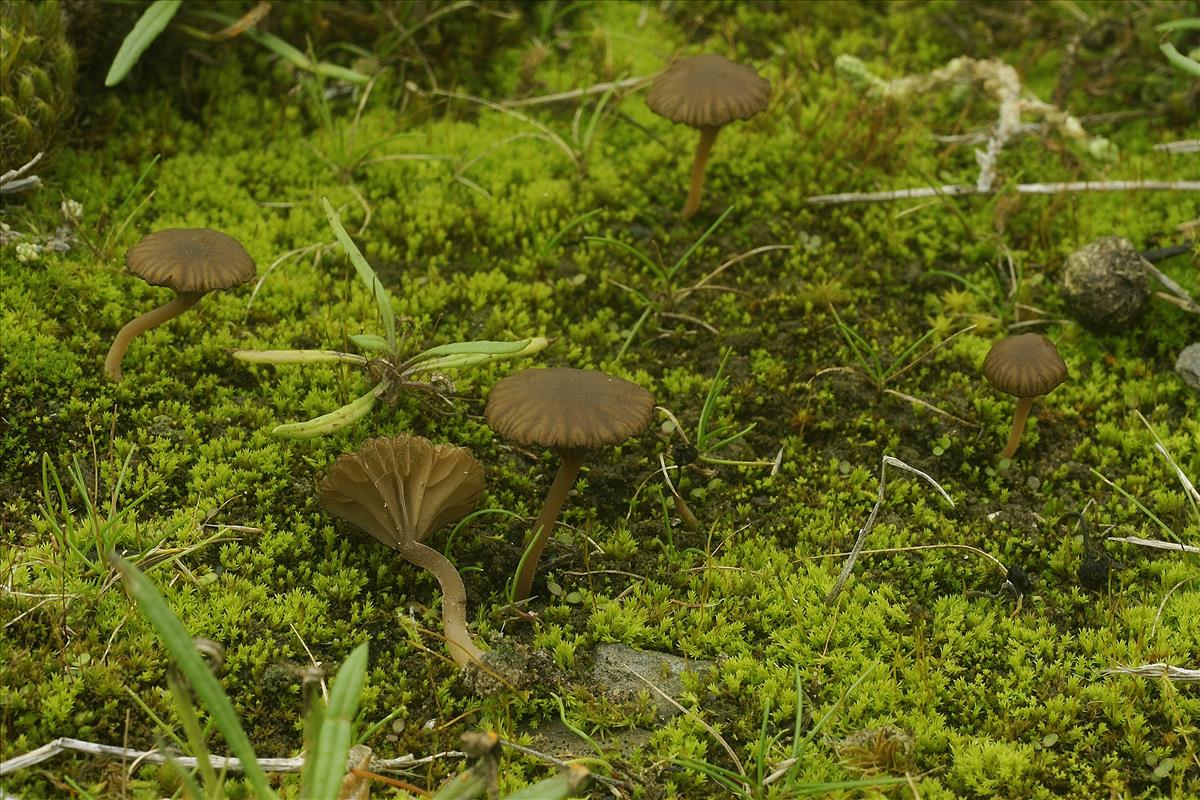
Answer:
[1137,410,1200,510]
[1103,664,1200,682]
[0,149,43,189]
[499,75,651,108]
[1152,139,1200,153]
[1106,536,1199,554]
[807,181,1200,205]
[1142,261,1199,313]
[0,737,461,776]
[826,456,953,604]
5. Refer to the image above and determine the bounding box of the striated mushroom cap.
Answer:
[318,435,484,549]
[485,367,655,451]
[983,333,1068,398]
[646,53,771,129]
[126,228,256,294]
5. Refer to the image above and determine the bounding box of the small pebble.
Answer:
[1175,342,1200,391]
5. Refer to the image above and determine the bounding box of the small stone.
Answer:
[1175,343,1200,391]
[1061,236,1151,330]
[589,644,714,719]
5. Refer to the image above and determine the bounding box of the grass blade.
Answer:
[322,197,396,349]
[586,236,663,278]
[505,765,591,800]
[111,555,276,799]
[303,643,368,800]
[105,0,183,86]
[672,205,734,278]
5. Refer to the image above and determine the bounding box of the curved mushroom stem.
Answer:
[402,541,486,669]
[104,291,203,381]
[512,447,586,603]
[682,125,721,220]
[1000,395,1036,460]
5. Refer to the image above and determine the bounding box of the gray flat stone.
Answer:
[1176,343,1200,391]
[590,643,714,718]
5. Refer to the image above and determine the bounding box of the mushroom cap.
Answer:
[485,367,655,451]
[126,228,256,294]
[983,333,1068,398]
[646,53,771,129]
[318,435,484,549]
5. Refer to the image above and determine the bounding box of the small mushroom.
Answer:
[982,333,1068,460]
[485,368,655,603]
[104,228,256,381]
[318,435,486,668]
[646,53,771,219]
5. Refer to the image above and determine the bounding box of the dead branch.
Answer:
[807,180,1200,205]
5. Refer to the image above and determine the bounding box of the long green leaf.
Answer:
[503,765,591,800]
[232,349,369,366]
[1155,18,1200,32]
[1160,42,1200,77]
[671,205,735,280]
[585,236,663,280]
[322,197,396,348]
[303,643,368,800]
[111,555,276,799]
[272,382,383,439]
[404,337,549,372]
[105,0,182,87]
[191,11,370,85]
[349,334,390,353]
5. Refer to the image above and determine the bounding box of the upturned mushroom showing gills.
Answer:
[646,53,771,219]
[318,435,486,668]
[104,228,256,381]
[486,367,655,603]
[983,333,1068,460]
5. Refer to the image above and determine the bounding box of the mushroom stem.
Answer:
[1001,396,1036,459]
[104,291,203,381]
[401,541,485,669]
[682,125,720,220]
[513,447,586,603]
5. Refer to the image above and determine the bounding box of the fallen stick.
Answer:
[0,736,461,777]
[826,456,954,604]
[1103,663,1200,683]
[499,75,650,108]
[1106,536,1200,554]
[807,180,1200,205]
[1152,139,1200,153]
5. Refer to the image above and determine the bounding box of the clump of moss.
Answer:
[0,0,76,169]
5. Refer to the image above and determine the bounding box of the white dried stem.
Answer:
[1106,536,1200,554]
[1103,664,1200,682]
[0,736,462,777]
[825,455,953,604]
[807,180,1200,205]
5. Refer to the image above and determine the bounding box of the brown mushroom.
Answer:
[318,435,486,668]
[104,228,256,381]
[646,53,771,219]
[485,368,655,603]
[982,333,1068,459]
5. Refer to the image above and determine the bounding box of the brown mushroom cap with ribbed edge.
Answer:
[126,228,256,294]
[485,368,656,451]
[983,333,1068,398]
[646,53,771,129]
[318,435,484,549]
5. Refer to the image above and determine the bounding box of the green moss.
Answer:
[2,1,1198,797]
